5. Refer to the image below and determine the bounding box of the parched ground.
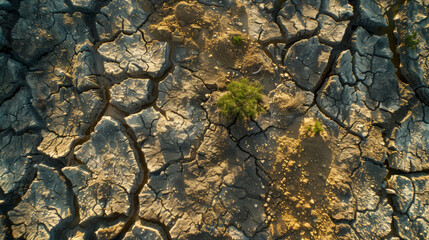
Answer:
[0,0,429,239]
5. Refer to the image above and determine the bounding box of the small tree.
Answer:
[217,78,265,120]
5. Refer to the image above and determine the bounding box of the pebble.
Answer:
[386,188,396,195]
[303,222,312,230]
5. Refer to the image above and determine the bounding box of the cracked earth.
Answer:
[0,0,429,239]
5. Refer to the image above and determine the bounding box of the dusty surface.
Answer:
[0,0,429,239]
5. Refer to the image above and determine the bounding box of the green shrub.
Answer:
[405,32,419,50]
[232,35,243,45]
[217,78,265,120]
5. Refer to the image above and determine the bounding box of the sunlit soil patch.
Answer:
[266,120,336,239]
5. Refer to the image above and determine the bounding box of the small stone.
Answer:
[303,222,312,230]
[386,188,396,195]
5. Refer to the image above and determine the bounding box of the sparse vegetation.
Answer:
[405,32,419,50]
[273,92,304,112]
[217,78,265,120]
[232,35,243,45]
[305,120,324,135]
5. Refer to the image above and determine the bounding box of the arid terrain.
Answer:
[0,0,428,239]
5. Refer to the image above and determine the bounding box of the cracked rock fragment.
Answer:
[388,175,413,214]
[352,198,393,239]
[126,107,207,173]
[284,36,332,92]
[335,223,359,240]
[63,116,142,222]
[99,32,170,79]
[351,28,398,107]
[24,15,104,159]
[320,0,353,21]
[97,0,151,40]
[317,75,373,137]
[317,28,402,136]
[11,0,80,62]
[245,1,282,42]
[326,180,356,220]
[396,0,429,105]
[407,174,429,222]
[126,67,209,172]
[35,87,105,158]
[351,160,388,211]
[0,87,39,133]
[123,220,164,240]
[334,50,356,85]
[127,108,186,172]
[8,164,74,240]
[360,127,387,164]
[355,0,388,31]
[0,132,40,195]
[317,14,349,46]
[110,78,155,113]
[388,103,429,172]
[390,174,429,239]
[0,54,26,105]
[139,126,265,239]
[277,0,320,44]
[157,67,209,115]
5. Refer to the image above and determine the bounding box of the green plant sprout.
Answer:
[306,120,324,135]
[232,35,243,45]
[217,78,265,120]
[313,121,324,134]
[405,32,419,50]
